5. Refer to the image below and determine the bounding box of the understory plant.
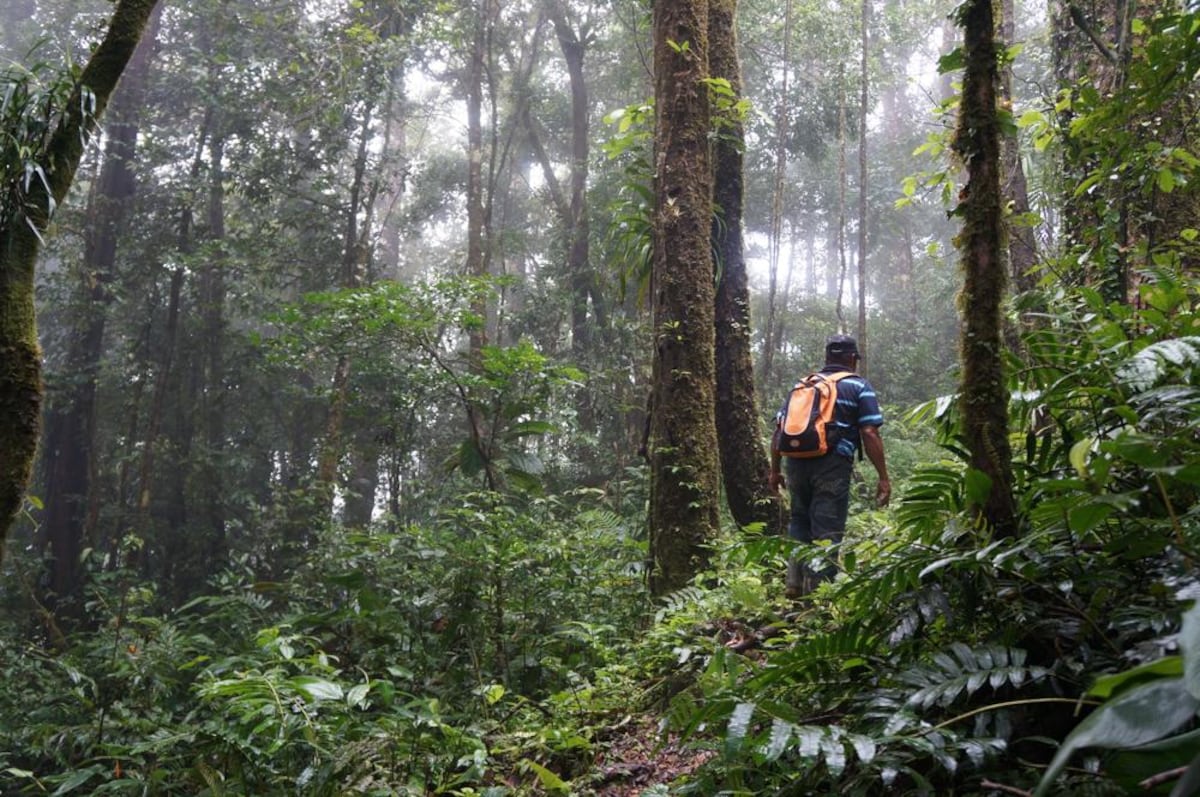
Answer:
[659,267,1200,795]
[0,489,647,795]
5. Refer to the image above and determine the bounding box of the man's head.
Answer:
[825,334,860,367]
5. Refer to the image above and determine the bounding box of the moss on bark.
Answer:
[648,0,721,595]
[0,0,161,553]
[954,0,1018,538]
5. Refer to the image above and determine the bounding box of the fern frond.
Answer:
[899,645,1049,711]
[1117,336,1200,392]
[748,625,881,690]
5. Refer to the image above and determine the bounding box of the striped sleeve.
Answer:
[855,380,883,427]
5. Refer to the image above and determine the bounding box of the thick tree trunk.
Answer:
[648,0,720,595]
[955,0,1018,538]
[0,0,160,557]
[710,0,780,533]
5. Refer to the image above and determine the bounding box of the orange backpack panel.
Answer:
[776,371,855,459]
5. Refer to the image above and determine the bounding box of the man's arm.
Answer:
[860,424,891,507]
[768,426,784,492]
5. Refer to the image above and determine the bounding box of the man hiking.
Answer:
[768,334,891,598]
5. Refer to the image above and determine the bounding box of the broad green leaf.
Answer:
[522,760,568,794]
[1104,728,1200,793]
[292,676,344,702]
[1034,679,1200,797]
[964,468,993,506]
[1069,438,1093,478]
[937,47,964,73]
[347,683,371,708]
[1180,603,1200,700]
[1088,657,1183,699]
[1068,502,1113,534]
[1157,168,1177,193]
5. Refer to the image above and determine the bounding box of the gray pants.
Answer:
[784,454,853,593]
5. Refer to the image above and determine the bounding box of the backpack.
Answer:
[774,371,856,459]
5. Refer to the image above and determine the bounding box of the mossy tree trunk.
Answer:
[709,0,779,534]
[647,0,721,595]
[0,0,161,558]
[954,0,1019,538]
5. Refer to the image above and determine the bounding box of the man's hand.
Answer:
[768,470,784,493]
[876,478,891,508]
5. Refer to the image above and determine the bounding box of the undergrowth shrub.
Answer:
[0,489,646,795]
[653,269,1200,795]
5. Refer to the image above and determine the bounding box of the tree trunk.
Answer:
[955,0,1018,538]
[0,0,160,562]
[758,0,793,392]
[710,0,780,533]
[133,107,210,553]
[856,0,870,365]
[466,2,489,357]
[836,67,849,323]
[1000,0,1038,298]
[314,99,375,521]
[648,0,720,595]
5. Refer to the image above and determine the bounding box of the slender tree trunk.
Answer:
[759,0,794,391]
[710,0,780,533]
[836,67,849,324]
[856,0,870,365]
[133,110,210,547]
[1000,0,1038,298]
[198,131,228,570]
[314,99,375,521]
[466,2,488,357]
[648,0,720,595]
[955,0,1018,538]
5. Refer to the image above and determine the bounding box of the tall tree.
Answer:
[855,0,870,362]
[0,0,161,555]
[758,0,794,391]
[709,0,779,532]
[954,0,1018,537]
[999,0,1038,298]
[647,0,720,594]
[37,6,159,605]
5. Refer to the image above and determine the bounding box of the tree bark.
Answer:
[856,0,870,366]
[466,1,489,357]
[0,0,161,557]
[648,0,720,595]
[1000,0,1038,299]
[709,0,779,533]
[955,0,1018,538]
[758,0,793,392]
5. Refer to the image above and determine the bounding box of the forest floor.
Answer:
[588,715,716,796]
[584,617,778,795]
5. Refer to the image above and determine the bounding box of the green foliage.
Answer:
[636,265,1200,795]
[0,488,646,795]
[0,44,81,236]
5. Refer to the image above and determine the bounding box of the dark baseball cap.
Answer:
[825,334,859,356]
